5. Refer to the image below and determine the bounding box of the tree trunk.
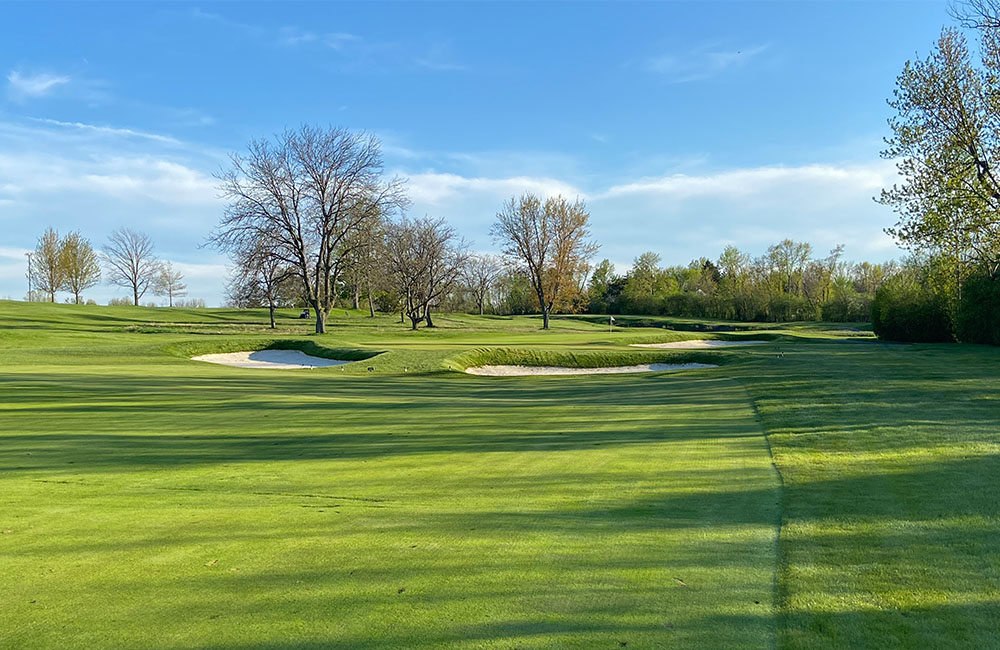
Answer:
[74,290,81,305]
[542,306,550,330]
[133,286,139,306]
[313,300,326,334]
[424,305,434,328]
[478,298,484,316]
[366,275,375,318]
[352,283,360,310]
[409,314,421,330]
[268,302,276,329]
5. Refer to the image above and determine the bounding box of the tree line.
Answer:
[26,227,188,307]
[583,242,897,322]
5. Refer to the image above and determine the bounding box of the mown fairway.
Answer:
[1,302,779,649]
[1,301,998,649]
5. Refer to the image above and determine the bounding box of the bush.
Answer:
[872,274,953,342]
[956,274,1000,345]
[108,297,132,306]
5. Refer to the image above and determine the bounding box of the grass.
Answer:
[0,300,997,648]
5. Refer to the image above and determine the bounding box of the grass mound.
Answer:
[450,346,727,371]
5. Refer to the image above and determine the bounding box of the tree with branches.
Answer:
[59,231,101,304]
[225,238,296,328]
[30,228,65,303]
[462,253,506,315]
[385,216,468,330]
[102,228,159,306]
[491,193,598,329]
[154,261,187,307]
[211,125,408,333]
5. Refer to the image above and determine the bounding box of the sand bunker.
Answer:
[192,350,351,369]
[465,363,717,377]
[630,340,767,349]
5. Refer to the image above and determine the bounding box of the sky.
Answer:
[0,1,955,306]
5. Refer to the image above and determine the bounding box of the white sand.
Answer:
[630,340,767,349]
[192,350,352,369]
[465,363,717,376]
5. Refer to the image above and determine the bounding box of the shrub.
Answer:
[108,297,132,306]
[956,274,1000,345]
[872,274,953,342]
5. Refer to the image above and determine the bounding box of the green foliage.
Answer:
[872,272,954,342]
[956,273,1000,345]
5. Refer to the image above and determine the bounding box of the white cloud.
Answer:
[643,43,769,83]
[602,163,892,200]
[29,118,181,145]
[7,70,70,100]
[406,172,585,206]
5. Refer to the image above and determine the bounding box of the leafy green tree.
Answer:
[59,231,101,304]
[30,228,65,303]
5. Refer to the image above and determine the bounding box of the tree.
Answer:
[767,239,812,296]
[462,254,505,315]
[880,25,1000,282]
[30,228,65,302]
[102,228,159,306]
[58,231,101,304]
[212,125,408,334]
[154,261,187,307]
[385,217,467,330]
[226,239,295,328]
[340,211,388,318]
[491,193,598,329]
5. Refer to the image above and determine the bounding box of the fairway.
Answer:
[1,302,780,649]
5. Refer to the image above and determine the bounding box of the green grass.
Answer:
[0,300,997,649]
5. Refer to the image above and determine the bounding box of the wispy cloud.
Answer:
[601,163,890,200]
[643,43,769,83]
[28,118,181,145]
[6,70,70,100]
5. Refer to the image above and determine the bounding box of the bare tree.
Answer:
[385,217,468,330]
[211,125,408,334]
[154,261,187,307]
[340,211,388,317]
[491,193,598,329]
[59,231,101,304]
[226,239,295,328]
[30,228,65,302]
[462,253,506,315]
[103,228,159,306]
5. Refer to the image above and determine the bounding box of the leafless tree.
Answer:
[225,239,296,328]
[340,211,388,317]
[385,216,468,330]
[59,231,101,304]
[102,228,159,306]
[154,261,187,307]
[210,125,408,333]
[462,253,506,315]
[491,193,598,329]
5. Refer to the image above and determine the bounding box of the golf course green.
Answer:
[1,301,997,649]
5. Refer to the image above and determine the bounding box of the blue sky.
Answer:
[0,1,951,305]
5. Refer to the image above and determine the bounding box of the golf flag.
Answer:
[610,316,615,322]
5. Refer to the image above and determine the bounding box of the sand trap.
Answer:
[465,363,717,377]
[630,340,767,349]
[192,350,351,369]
